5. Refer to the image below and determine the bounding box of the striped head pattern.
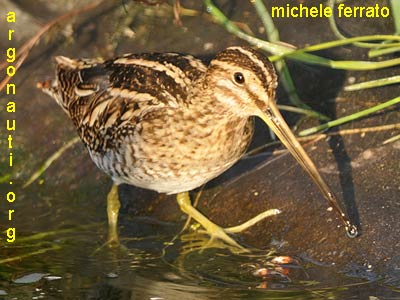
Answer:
[205,46,278,117]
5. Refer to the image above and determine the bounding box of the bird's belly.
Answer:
[89,117,254,194]
[125,162,236,194]
[91,147,243,194]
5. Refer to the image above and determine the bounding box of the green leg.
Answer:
[107,184,121,246]
[176,192,280,251]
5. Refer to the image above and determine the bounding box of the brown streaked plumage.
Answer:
[40,46,357,251]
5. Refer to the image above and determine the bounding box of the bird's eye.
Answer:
[233,72,245,85]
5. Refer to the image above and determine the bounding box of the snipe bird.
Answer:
[39,46,357,250]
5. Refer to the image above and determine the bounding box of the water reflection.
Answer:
[0,211,388,300]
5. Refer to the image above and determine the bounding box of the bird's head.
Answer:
[206,46,278,117]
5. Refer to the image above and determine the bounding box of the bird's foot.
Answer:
[180,230,245,254]
[196,220,247,253]
[176,192,280,254]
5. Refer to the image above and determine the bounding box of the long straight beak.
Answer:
[258,101,358,238]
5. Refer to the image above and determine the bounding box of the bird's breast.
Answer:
[91,111,254,194]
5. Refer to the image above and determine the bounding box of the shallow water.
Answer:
[0,0,400,299]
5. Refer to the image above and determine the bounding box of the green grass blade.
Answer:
[252,0,327,119]
[328,57,400,70]
[23,136,80,188]
[204,0,400,71]
[390,0,400,34]
[368,45,400,58]
[204,0,285,54]
[299,96,400,136]
[383,134,400,145]
[290,35,400,52]
[327,0,392,48]
[0,174,12,183]
[345,75,400,91]
[277,105,326,118]
[271,35,400,67]
[15,224,100,243]
[252,0,279,41]
[0,244,61,264]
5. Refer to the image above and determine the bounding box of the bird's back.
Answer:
[42,53,207,151]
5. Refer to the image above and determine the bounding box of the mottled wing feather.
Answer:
[54,53,207,153]
[106,53,206,105]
